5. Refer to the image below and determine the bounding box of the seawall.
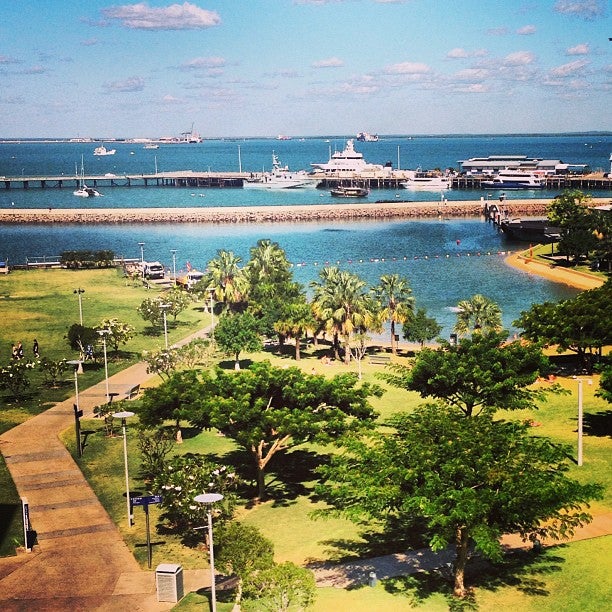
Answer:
[0,199,573,224]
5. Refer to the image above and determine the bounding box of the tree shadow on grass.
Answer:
[382,547,565,610]
[583,410,612,438]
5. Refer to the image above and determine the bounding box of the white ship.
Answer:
[401,173,451,191]
[93,145,116,156]
[482,169,544,189]
[311,139,385,176]
[244,153,316,189]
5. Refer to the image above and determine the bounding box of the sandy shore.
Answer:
[0,198,565,224]
[505,251,605,291]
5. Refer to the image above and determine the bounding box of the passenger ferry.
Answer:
[482,169,544,189]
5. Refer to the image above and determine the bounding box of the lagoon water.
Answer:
[2,133,608,337]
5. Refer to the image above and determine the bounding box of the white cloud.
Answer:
[81,38,100,46]
[554,0,606,20]
[566,43,590,55]
[454,68,490,81]
[0,55,22,65]
[105,75,145,92]
[102,2,221,31]
[312,57,344,68]
[455,83,490,93]
[503,51,535,66]
[549,59,589,77]
[179,56,226,70]
[447,48,469,59]
[385,61,430,74]
[516,25,536,35]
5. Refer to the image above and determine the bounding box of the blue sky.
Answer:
[1,0,610,138]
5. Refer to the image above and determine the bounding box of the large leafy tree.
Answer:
[185,361,381,499]
[215,522,275,607]
[96,317,134,353]
[548,190,598,263]
[402,307,442,348]
[214,311,262,369]
[515,281,612,372]
[384,331,550,417]
[372,273,415,354]
[454,294,502,336]
[317,405,603,598]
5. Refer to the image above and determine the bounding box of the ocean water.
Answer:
[1,133,603,338]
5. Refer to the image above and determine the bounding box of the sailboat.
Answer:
[73,156,102,197]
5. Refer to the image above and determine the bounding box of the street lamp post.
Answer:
[170,249,177,286]
[113,411,135,528]
[67,360,83,458]
[98,329,111,403]
[576,377,593,467]
[209,290,215,336]
[194,493,224,612]
[73,288,85,325]
[138,242,145,278]
[160,303,171,349]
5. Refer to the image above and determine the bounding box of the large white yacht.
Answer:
[310,139,385,176]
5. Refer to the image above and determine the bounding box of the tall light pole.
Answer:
[160,303,171,349]
[74,288,85,325]
[194,493,224,612]
[170,249,177,286]
[209,290,215,336]
[67,360,83,458]
[113,411,135,528]
[576,377,593,467]
[98,329,111,403]
[138,242,145,279]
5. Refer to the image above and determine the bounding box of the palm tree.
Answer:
[372,274,415,354]
[274,300,317,360]
[246,239,291,289]
[311,267,374,364]
[454,294,502,336]
[205,249,248,312]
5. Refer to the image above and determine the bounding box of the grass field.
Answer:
[2,267,611,609]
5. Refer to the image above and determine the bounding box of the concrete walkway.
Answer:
[0,329,211,611]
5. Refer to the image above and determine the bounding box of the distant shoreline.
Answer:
[0,198,564,224]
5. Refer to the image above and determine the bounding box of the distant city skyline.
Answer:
[0,1,610,138]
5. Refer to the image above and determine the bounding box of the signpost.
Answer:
[132,495,162,568]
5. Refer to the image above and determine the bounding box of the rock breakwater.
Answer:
[0,199,565,225]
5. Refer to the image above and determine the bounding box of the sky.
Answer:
[0,0,610,138]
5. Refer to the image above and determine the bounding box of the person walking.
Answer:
[33,339,39,358]
[16,341,24,360]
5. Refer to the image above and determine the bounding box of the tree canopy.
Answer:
[384,330,550,417]
[317,405,603,598]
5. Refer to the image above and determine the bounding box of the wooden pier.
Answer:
[1,171,611,192]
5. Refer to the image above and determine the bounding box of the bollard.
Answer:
[368,571,377,587]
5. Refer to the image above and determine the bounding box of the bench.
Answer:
[126,384,141,400]
[369,355,391,365]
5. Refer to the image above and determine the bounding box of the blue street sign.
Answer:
[131,494,162,507]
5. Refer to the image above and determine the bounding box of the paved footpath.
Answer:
[1,327,610,608]
[0,329,211,611]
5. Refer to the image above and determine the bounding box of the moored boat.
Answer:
[482,169,544,189]
[401,174,451,191]
[330,184,369,198]
[243,153,316,189]
[93,145,116,156]
[311,139,385,177]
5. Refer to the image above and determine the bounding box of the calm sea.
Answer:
[2,133,608,337]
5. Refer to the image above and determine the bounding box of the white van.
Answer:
[143,261,165,280]
[177,270,204,290]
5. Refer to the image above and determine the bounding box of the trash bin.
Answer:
[368,571,377,587]
[156,563,184,603]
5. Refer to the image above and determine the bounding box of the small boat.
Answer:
[401,174,451,191]
[356,132,379,142]
[143,143,159,149]
[330,184,369,198]
[73,156,102,197]
[482,169,544,189]
[93,145,116,156]
[243,153,316,189]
